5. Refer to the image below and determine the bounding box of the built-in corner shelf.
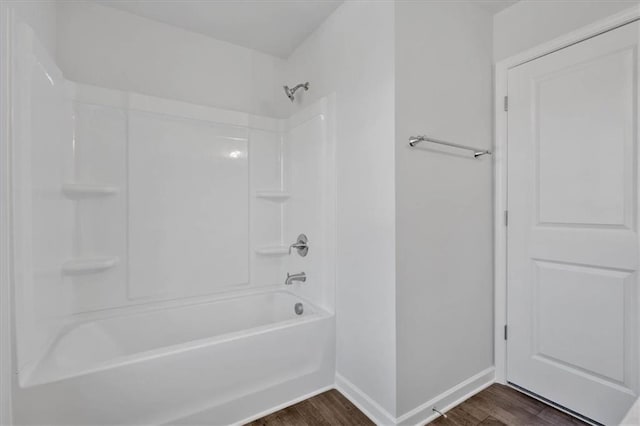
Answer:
[255,190,290,201]
[62,256,119,275]
[62,183,119,199]
[255,246,289,256]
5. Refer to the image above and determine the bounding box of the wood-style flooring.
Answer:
[245,384,589,426]
[430,384,588,426]
[246,390,373,426]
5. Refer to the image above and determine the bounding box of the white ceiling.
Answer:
[94,0,343,58]
[473,0,519,14]
[94,0,516,58]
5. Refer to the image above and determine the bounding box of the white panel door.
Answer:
[507,21,639,425]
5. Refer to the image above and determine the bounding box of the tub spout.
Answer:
[285,272,306,285]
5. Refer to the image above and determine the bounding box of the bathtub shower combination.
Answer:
[10,22,336,425]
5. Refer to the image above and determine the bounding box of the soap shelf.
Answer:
[255,190,290,201]
[62,183,119,199]
[255,246,289,256]
[62,257,119,275]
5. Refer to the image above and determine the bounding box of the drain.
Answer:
[294,302,304,315]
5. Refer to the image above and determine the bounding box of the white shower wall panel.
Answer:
[72,103,127,185]
[69,102,128,312]
[128,112,250,299]
[284,97,336,311]
[65,84,291,313]
[12,22,74,373]
[249,128,287,286]
[62,88,336,318]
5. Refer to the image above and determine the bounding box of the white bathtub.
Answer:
[14,290,335,425]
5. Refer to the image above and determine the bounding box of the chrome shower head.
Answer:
[283,86,295,101]
[283,82,310,102]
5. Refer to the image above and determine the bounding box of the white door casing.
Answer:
[507,21,639,425]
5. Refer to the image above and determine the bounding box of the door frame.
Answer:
[493,4,640,384]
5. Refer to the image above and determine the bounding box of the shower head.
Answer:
[283,82,310,102]
[284,86,295,101]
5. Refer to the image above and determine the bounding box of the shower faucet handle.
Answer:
[289,234,309,257]
[285,272,306,285]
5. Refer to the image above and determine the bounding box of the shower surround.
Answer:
[10,21,336,425]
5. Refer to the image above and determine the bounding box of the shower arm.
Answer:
[289,83,309,93]
[284,82,310,101]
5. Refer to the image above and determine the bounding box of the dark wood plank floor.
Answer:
[246,390,373,426]
[246,385,588,426]
[430,384,588,426]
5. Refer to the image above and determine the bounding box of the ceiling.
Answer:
[94,0,343,58]
[94,0,517,58]
[473,0,519,14]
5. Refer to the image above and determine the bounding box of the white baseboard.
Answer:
[396,367,495,425]
[184,367,495,426]
[336,367,495,426]
[335,373,397,425]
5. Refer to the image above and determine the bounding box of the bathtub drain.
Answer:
[294,303,304,315]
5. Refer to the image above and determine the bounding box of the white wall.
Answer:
[395,1,494,417]
[56,1,286,118]
[494,0,640,61]
[285,1,397,417]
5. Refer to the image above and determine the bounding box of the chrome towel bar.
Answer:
[408,135,491,158]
